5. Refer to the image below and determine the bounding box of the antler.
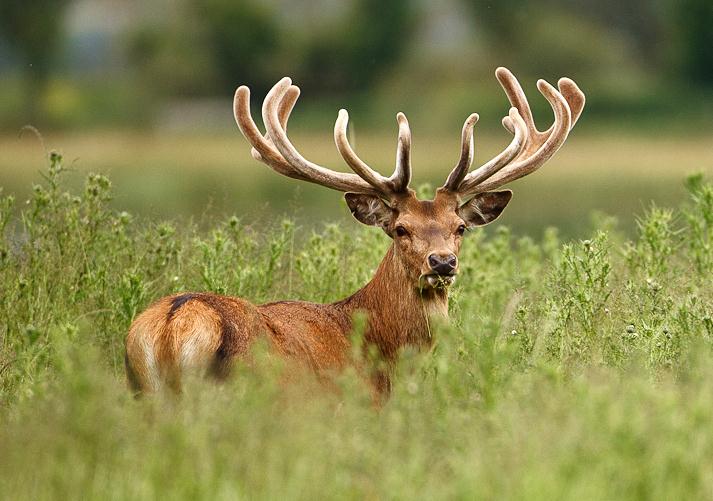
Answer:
[334,110,411,193]
[442,67,585,196]
[233,77,412,199]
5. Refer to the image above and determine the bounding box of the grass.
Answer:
[0,151,712,499]
[1,129,712,238]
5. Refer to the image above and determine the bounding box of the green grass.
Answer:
[0,153,712,499]
[2,130,712,238]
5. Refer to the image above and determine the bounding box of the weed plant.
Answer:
[0,153,712,499]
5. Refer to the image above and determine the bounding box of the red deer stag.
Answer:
[125,68,585,397]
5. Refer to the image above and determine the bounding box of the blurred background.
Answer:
[1,0,712,238]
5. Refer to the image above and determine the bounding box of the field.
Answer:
[2,130,712,238]
[1,140,713,499]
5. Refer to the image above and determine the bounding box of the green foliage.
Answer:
[0,0,70,122]
[460,0,637,77]
[128,4,220,97]
[672,0,713,85]
[625,205,679,277]
[0,157,712,498]
[191,0,280,95]
[297,0,415,92]
[127,0,414,97]
[683,174,713,274]
[3,0,713,130]
[128,0,281,96]
[461,0,713,90]
[546,231,613,365]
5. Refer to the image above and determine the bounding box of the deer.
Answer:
[125,68,585,398]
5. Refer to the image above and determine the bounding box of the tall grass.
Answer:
[0,153,712,499]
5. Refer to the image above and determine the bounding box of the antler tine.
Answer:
[557,77,585,128]
[234,79,377,193]
[443,113,479,191]
[334,110,413,194]
[456,107,528,192]
[521,77,585,140]
[334,109,392,190]
[251,85,300,162]
[391,112,412,191]
[472,78,571,192]
[234,85,305,180]
[446,68,583,196]
[496,67,538,138]
[264,78,409,196]
[499,73,584,135]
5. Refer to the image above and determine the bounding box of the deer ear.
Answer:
[345,193,395,234]
[458,190,512,227]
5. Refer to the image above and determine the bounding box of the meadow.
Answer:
[2,128,712,238]
[0,145,712,499]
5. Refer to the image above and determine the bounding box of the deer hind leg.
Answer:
[181,294,265,381]
[167,293,266,386]
[125,310,164,395]
[161,295,225,389]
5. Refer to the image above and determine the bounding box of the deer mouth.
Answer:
[421,272,457,289]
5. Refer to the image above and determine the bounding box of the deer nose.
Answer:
[428,253,457,275]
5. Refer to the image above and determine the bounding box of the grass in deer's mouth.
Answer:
[421,273,457,289]
[1,155,712,499]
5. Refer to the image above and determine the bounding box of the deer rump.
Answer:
[125,292,354,394]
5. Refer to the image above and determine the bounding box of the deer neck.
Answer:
[338,244,449,353]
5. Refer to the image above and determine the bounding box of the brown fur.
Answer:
[124,248,443,397]
[125,191,472,398]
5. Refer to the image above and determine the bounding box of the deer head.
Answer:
[233,68,585,291]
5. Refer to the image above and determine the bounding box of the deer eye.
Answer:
[395,225,409,237]
[456,224,466,236]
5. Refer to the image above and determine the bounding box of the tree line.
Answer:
[1,0,711,123]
